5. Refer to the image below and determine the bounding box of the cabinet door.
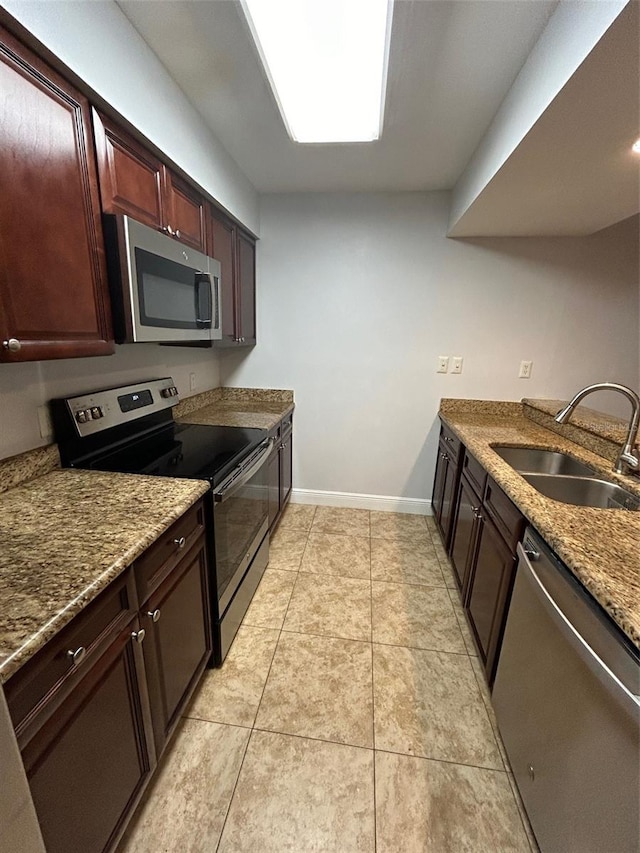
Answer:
[466,514,516,684]
[236,230,256,345]
[0,31,114,362]
[280,429,293,509]
[92,109,165,230]
[141,537,211,756]
[431,442,448,535]
[165,171,206,252]
[268,444,281,529]
[449,476,481,595]
[21,620,153,853]
[208,208,238,342]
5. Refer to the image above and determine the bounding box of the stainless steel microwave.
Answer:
[103,214,221,344]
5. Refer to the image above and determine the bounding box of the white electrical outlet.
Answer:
[189,372,196,392]
[37,405,53,438]
[519,360,533,379]
[451,357,463,374]
[437,356,449,374]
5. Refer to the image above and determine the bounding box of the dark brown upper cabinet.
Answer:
[0,28,114,363]
[93,110,206,253]
[207,205,256,346]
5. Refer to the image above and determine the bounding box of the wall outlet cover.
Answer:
[189,372,196,391]
[519,360,533,379]
[37,405,53,438]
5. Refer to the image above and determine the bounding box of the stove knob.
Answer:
[91,406,102,419]
[171,386,178,396]
[161,388,171,398]
[76,410,88,424]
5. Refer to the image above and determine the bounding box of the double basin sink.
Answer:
[492,446,640,511]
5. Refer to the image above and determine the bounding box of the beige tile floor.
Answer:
[119,504,538,853]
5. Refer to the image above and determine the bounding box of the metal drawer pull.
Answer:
[175,229,181,239]
[174,536,186,549]
[147,609,161,623]
[131,629,146,644]
[67,646,86,666]
[2,338,21,352]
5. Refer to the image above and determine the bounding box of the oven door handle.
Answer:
[213,438,275,503]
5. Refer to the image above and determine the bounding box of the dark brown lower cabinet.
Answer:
[432,424,462,551]
[140,536,211,757]
[466,511,517,682]
[20,618,153,853]
[450,475,481,591]
[6,500,211,853]
[435,427,525,687]
[267,414,294,531]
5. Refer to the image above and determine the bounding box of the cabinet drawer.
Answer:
[440,423,461,462]
[462,451,487,497]
[483,477,525,550]
[134,500,205,603]
[6,569,137,738]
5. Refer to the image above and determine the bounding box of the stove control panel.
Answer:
[51,378,180,440]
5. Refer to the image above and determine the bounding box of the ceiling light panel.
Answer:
[241,0,393,143]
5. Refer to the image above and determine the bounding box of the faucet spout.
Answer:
[554,382,640,476]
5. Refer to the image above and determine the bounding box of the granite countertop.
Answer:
[0,468,208,684]
[438,402,640,650]
[176,387,294,431]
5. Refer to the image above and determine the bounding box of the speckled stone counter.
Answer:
[0,469,208,683]
[438,402,640,649]
[177,387,294,431]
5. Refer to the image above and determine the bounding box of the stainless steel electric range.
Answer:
[51,377,273,664]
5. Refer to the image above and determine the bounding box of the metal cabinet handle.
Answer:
[162,225,175,236]
[131,629,146,644]
[174,536,186,549]
[147,609,161,623]
[67,646,86,666]
[2,338,21,352]
[175,229,181,239]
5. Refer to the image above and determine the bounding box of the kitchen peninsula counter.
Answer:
[0,468,208,683]
[439,400,640,650]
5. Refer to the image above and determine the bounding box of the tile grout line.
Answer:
[215,509,316,852]
[368,513,378,853]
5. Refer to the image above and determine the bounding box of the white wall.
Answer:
[449,0,629,233]
[220,193,639,505]
[0,345,221,460]
[2,0,259,234]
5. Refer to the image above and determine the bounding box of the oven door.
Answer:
[213,439,273,614]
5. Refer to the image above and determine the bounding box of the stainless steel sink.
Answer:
[492,446,596,477]
[522,473,640,511]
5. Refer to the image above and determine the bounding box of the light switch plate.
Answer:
[437,356,449,374]
[451,357,463,374]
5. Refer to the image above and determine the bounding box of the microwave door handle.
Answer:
[194,273,212,328]
[213,275,220,331]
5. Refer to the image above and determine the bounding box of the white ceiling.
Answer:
[118,0,639,235]
[117,0,557,193]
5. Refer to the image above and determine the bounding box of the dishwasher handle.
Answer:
[516,541,640,718]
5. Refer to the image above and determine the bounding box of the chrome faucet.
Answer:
[555,382,640,476]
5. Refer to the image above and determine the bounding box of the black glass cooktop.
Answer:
[80,422,267,487]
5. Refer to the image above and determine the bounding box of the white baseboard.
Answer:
[290,488,433,516]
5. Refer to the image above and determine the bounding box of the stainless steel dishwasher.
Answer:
[492,528,640,853]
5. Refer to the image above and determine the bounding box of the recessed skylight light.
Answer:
[241,0,393,144]
[632,138,640,154]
